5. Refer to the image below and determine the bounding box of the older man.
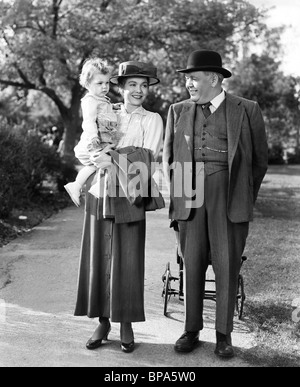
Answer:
[163,50,268,358]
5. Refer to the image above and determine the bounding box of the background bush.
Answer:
[268,144,285,165]
[287,149,300,165]
[0,122,77,218]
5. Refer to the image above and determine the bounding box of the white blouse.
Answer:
[116,105,164,161]
[75,104,164,166]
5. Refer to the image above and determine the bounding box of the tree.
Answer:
[0,0,268,158]
[228,50,300,161]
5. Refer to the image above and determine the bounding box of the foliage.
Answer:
[288,149,300,165]
[0,120,76,218]
[228,53,300,160]
[268,143,285,165]
[0,0,299,160]
[0,0,268,157]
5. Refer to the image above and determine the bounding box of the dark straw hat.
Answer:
[177,50,232,78]
[110,61,160,86]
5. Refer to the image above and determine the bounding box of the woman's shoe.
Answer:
[121,341,135,353]
[86,323,111,350]
[120,323,135,353]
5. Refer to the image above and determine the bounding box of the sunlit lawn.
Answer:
[240,165,300,367]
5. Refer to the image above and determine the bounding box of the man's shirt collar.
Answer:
[210,89,226,110]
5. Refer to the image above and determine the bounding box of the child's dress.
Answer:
[74,93,120,166]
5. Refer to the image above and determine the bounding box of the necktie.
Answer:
[202,102,212,118]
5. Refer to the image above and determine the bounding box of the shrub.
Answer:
[0,122,77,218]
[268,144,285,165]
[0,127,26,217]
[287,149,300,165]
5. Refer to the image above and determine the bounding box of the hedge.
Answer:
[0,122,76,218]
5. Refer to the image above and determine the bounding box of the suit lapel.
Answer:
[226,93,245,166]
[178,101,196,155]
[176,95,245,163]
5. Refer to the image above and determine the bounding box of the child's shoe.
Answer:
[64,182,81,207]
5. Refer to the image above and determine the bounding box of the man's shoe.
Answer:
[215,332,234,358]
[174,331,199,353]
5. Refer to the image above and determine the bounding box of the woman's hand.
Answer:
[90,144,115,167]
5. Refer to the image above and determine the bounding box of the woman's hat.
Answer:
[177,50,232,78]
[110,61,160,86]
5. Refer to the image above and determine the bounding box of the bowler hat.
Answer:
[110,61,160,86]
[177,50,232,78]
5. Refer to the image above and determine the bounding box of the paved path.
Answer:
[0,173,257,367]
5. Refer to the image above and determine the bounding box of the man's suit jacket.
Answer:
[163,93,268,223]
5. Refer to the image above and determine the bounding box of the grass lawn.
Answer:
[239,165,300,367]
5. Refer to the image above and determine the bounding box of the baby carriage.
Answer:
[162,224,247,319]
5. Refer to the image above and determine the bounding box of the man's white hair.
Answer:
[204,71,224,84]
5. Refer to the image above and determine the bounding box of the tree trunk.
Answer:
[48,82,83,161]
[63,117,80,159]
[60,106,82,161]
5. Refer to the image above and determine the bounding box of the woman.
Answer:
[74,61,164,353]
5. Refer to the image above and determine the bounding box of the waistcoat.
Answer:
[194,100,228,175]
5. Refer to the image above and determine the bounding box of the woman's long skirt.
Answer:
[74,174,146,323]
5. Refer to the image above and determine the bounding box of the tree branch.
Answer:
[52,0,62,39]
[0,77,66,110]
[37,60,47,87]
[100,0,112,11]
[40,86,69,117]
[14,24,46,34]
[0,79,35,89]
[15,66,36,89]
[37,20,47,35]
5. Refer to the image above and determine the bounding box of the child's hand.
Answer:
[112,102,123,110]
[87,137,102,151]
[103,144,116,153]
[90,144,115,167]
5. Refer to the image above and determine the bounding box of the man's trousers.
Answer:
[178,169,249,335]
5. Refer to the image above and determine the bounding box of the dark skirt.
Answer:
[74,174,146,323]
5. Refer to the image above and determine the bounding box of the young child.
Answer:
[64,58,121,207]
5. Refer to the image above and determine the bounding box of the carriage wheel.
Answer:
[163,263,172,317]
[236,274,246,320]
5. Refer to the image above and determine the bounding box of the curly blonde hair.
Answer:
[79,58,113,89]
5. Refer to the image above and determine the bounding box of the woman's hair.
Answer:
[79,58,113,88]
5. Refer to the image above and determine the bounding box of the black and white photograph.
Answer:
[0,0,299,370]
